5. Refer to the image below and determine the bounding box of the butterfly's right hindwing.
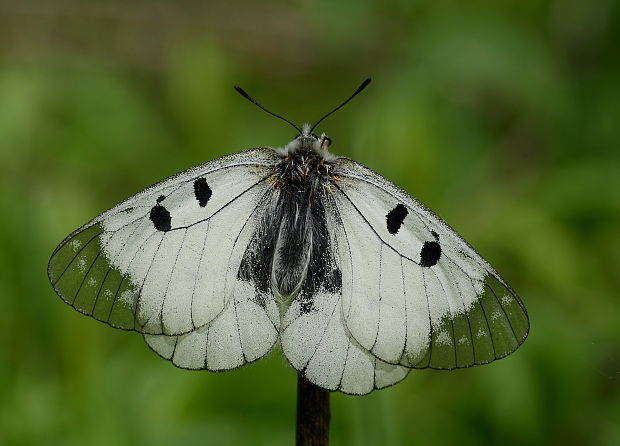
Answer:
[48,148,278,338]
[279,192,409,395]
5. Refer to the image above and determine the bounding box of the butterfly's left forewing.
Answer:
[48,148,279,341]
[330,158,529,370]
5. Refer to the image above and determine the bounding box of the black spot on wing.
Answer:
[150,204,171,232]
[194,178,212,207]
[386,203,408,234]
[420,241,441,267]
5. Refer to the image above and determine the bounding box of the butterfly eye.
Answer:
[320,135,332,150]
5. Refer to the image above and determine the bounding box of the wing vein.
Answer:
[370,244,383,352]
[429,268,458,368]
[485,282,519,344]
[71,249,103,306]
[300,297,340,373]
[422,269,433,368]
[398,256,408,363]
[190,220,210,331]
[473,277,497,359]
[131,234,166,329]
[442,256,477,364]
[157,227,189,334]
[90,217,150,318]
[53,229,103,286]
[326,192,355,321]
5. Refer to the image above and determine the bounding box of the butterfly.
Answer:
[48,79,529,395]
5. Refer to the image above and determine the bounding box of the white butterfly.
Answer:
[48,79,529,395]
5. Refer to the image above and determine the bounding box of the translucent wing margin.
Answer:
[48,148,278,338]
[330,158,529,370]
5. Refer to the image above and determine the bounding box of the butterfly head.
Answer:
[299,124,332,150]
[277,124,336,161]
[300,123,332,148]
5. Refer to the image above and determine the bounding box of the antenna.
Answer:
[234,86,302,134]
[310,78,372,133]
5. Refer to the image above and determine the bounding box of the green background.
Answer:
[1,1,619,445]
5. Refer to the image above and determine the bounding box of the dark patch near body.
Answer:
[294,191,342,313]
[237,195,279,308]
[156,195,165,203]
[150,204,171,232]
[420,241,441,267]
[193,178,212,207]
[386,203,408,234]
[238,149,341,313]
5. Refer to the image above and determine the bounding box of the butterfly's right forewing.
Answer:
[330,158,529,370]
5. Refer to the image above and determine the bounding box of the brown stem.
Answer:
[296,374,331,446]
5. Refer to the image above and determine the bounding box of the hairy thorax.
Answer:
[269,148,337,299]
[271,149,336,195]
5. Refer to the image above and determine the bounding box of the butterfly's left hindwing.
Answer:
[330,158,529,370]
[48,148,279,348]
[143,261,280,371]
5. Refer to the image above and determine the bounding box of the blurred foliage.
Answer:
[1,0,619,445]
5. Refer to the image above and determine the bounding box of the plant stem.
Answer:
[296,375,331,446]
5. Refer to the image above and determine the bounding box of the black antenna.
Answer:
[234,86,302,134]
[310,78,372,133]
